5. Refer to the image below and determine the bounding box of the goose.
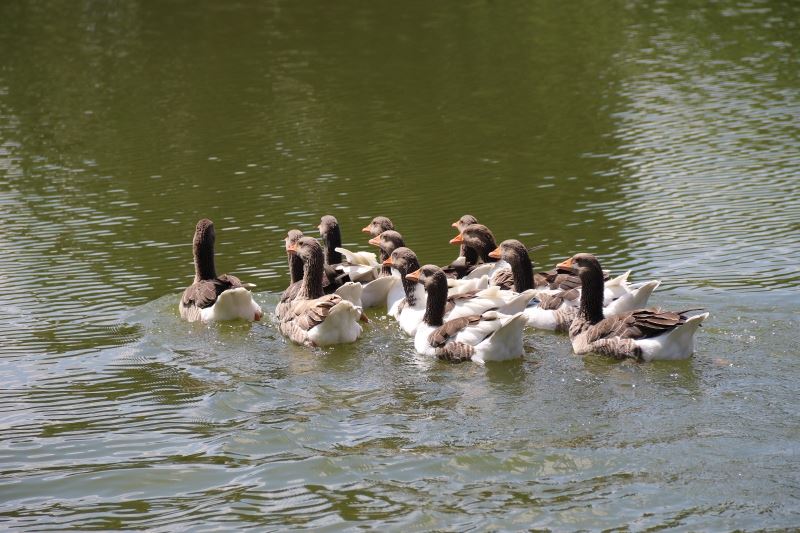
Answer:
[561,253,708,361]
[361,229,407,309]
[179,219,263,322]
[368,230,405,277]
[318,215,380,283]
[445,223,501,279]
[407,265,527,364]
[361,216,395,237]
[488,240,661,330]
[384,248,536,335]
[450,214,478,263]
[278,236,367,346]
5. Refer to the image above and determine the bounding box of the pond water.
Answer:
[1,0,799,530]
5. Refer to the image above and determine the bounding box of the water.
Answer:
[1,0,799,529]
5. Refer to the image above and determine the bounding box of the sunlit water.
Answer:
[1,0,799,529]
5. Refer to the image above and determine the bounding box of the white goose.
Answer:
[562,253,708,361]
[277,237,367,347]
[408,265,527,364]
[179,219,262,323]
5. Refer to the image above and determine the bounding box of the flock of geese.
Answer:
[179,216,709,363]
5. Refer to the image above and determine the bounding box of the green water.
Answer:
[1,0,799,530]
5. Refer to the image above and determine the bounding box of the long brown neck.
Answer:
[379,249,391,277]
[299,247,325,299]
[477,235,498,263]
[462,245,478,266]
[401,257,421,306]
[194,233,216,282]
[422,270,448,327]
[510,249,534,292]
[323,226,342,265]
[579,265,605,324]
[289,253,304,284]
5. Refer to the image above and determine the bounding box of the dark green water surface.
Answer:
[1,1,799,530]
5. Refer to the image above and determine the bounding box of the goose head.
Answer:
[368,230,405,256]
[449,223,498,261]
[451,214,478,232]
[361,216,394,237]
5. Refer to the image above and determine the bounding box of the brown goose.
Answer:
[361,216,395,237]
[179,219,262,322]
[450,214,478,260]
[368,230,405,277]
[561,253,708,361]
[278,237,366,346]
[382,247,425,326]
[445,223,499,279]
[384,247,535,335]
[407,265,526,364]
[277,229,326,318]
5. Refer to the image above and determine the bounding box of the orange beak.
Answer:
[488,246,501,259]
[368,236,381,246]
[449,233,464,245]
[382,256,394,267]
[287,242,298,254]
[361,225,371,233]
[556,257,574,270]
[405,268,421,282]
[451,221,459,229]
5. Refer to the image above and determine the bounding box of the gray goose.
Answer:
[179,219,262,322]
[444,223,499,279]
[562,253,708,361]
[450,214,478,262]
[368,230,405,277]
[406,265,526,364]
[361,216,395,237]
[278,237,366,346]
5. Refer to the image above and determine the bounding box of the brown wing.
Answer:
[585,308,690,343]
[427,315,483,348]
[491,268,515,290]
[536,289,580,310]
[181,276,240,310]
[287,294,342,332]
[436,342,475,363]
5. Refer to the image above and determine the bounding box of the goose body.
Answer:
[409,265,526,363]
[277,236,365,347]
[444,223,499,278]
[179,219,262,323]
[563,253,708,361]
[489,240,660,331]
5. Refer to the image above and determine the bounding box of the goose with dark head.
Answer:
[405,264,526,364]
[558,253,707,361]
[361,216,395,237]
[179,218,262,322]
[369,230,405,276]
[277,236,366,347]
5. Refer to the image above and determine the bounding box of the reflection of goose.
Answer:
[179,219,262,322]
[562,253,708,361]
[278,237,366,347]
[408,265,526,364]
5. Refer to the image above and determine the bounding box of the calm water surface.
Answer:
[1,0,799,530]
